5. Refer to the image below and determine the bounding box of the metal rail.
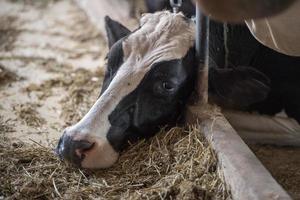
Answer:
[195,2,209,104]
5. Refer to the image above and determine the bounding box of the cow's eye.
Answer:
[162,81,174,91]
[154,80,176,95]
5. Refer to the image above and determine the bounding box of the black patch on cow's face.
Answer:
[100,39,124,95]
[106,48,197,151]
[100,17,132,95]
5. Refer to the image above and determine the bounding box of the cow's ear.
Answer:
[208,66,271,109]
[105,16,131,49]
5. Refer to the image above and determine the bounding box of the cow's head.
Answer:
[56,11,271,169]
[55,11,197,168]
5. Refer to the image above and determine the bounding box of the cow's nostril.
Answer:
[76,140,94,150]
[55,132,96,166]
[74,140,95,159]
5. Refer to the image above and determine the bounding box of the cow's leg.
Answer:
[224,110,300,146]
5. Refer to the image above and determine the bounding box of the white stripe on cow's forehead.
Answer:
[71,11,195,139]
[123,11,195,66]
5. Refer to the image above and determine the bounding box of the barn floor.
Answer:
[0,0,299,199]
[0,0,106,147]
[251,145,300,199]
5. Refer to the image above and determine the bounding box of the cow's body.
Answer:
[208,21,300,123]
[207,21,300,143]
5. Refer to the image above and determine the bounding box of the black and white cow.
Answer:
[56,11,300,169]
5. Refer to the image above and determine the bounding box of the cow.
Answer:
[55,10,300,169]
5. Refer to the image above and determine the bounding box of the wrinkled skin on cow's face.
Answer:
[56,11,197,169]
[55,11,271,169]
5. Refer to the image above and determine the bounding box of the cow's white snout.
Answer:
[55,126,119,169]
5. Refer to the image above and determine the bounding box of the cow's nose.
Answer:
[55,133,94,166]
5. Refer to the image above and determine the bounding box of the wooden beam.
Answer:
[186,105,292,200]
[224,110,300,146]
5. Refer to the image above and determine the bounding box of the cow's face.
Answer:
[55,11,197,169]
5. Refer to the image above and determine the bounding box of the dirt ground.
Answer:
[251,145,300,200]
[0,0,299,199]
[0,0,106,147]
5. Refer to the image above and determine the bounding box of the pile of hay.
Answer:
[0,125,231,199]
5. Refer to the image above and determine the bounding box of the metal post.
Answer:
[195,1,209,105]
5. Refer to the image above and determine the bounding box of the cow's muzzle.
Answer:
[55,128,119,169]
[55,132,94,167]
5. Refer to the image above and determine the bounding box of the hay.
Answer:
[13,103,46,127]
[23,67,104,126]
[0,125,231,200]
[0,116,15,134]
[58,68,104,126]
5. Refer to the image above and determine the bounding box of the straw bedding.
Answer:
[0,124,231,200]
[0,0,230,198]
